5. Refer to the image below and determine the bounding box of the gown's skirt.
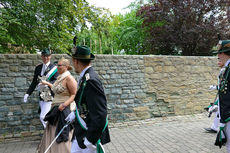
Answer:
[37,123,73,153]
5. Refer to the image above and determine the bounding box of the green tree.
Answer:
[75,6,113,54]
[77,9,148,55]
[74,0,149,55]
[109,10,148,55]
[0,0,112,54]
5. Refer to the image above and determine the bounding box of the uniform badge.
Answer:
[85,73,90,81]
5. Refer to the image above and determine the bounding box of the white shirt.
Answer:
[224,59,230,67]
[41,61,50,76]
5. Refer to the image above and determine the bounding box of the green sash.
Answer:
[46,66,58,81]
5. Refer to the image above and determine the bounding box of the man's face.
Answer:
[41,55,51,64]
[217,53,230,67]
[72,58,80,74]
[217,57,224,68]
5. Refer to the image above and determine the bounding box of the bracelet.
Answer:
[61,103,66,108]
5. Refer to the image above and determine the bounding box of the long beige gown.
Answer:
[37,71,74,153]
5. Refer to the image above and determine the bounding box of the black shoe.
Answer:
[204,128,217,133]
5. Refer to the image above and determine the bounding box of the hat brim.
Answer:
[68,53,95,60]
[212,50,219,54]
[213,48,230,54]
[41,53,51,56]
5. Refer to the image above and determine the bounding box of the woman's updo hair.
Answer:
[59,57,72,70]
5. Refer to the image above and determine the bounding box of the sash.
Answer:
[46,66,58,81]
[75,80,108,153]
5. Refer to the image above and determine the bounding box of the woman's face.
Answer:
[57,61,67,74]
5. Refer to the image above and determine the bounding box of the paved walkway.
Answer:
[0,113,227,153]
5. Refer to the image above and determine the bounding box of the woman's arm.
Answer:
[58,75,77,111]
[40,80,53,88]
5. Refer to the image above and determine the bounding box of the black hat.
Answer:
[70,45,95,60]
[213,40,230,54]
[41,48,51,55]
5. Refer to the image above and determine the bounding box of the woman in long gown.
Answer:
[38,57,77,153]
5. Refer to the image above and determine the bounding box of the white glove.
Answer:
[219,123,226,131]
[209,85,217,90]
[24,94,29,103]
[65,112,75,123]
[84,137,96,150]
[208,105,218,113]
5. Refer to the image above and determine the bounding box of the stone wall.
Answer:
[0,54,218,140]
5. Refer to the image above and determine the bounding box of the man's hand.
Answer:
[209,85,217,90]
[65,112,75,123]
[58,103,66,111]
[24,94,29,103]
[215,123,226,148]
[208,105,218,113]
[219,123,226,130]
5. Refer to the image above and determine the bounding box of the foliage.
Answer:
[75,6,114,54]
[0,0,112,54]
[109,10,148,55]
[77,9,148,55]
[137,0,230,56]
[2,0,229,56]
